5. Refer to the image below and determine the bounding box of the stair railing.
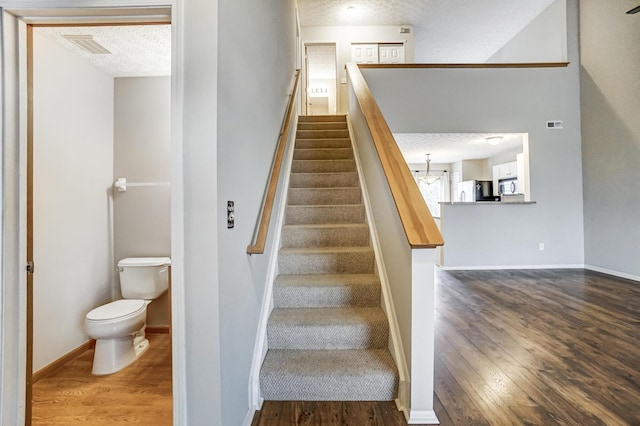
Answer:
[247,69,301,255]
[345,63,443,248]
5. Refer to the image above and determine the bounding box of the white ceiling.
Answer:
[297,0,557,62]
[36,25,171,77]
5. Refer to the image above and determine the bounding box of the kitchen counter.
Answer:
[440,201,537,205]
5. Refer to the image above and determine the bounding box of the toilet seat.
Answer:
[86,299,146,322]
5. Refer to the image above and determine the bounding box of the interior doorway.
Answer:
[304,43,337,115]
[3,8,175,425]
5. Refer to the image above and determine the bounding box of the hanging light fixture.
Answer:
[419,153,440,185]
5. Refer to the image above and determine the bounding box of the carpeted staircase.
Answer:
[259,115,399,401]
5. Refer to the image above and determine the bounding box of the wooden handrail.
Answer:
[247,69,301,255]
[346,63,444,249]
[357,62,569,69]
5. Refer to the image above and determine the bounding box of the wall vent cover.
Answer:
[62,35,111,54]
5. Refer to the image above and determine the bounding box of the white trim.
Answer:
[409,249,438,425]
[407,409,440,425]
[440,264,584,271]
[247,111,299,412]
[242,407,257,426]
[585,265,640,283]
[0,3,185,425]
[346,116,410,416]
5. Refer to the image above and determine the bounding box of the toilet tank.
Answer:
[118,257,171,299]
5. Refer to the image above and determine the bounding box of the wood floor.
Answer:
[32,333,172,425]
[252,269,640,425]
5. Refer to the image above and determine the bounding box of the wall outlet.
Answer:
[539,242,545,251]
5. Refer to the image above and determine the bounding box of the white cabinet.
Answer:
[497,161,517,179]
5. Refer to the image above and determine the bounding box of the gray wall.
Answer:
[181,0,297,424]
[217,0,297,421]
[487,0,567,63]
[580,1,640,278]
[32,31,115,372]
[114,77,171,326]
[360,0,584,268]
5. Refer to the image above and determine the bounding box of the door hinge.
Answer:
[26,261,35,274]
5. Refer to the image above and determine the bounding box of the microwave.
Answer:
[499,178,519,195]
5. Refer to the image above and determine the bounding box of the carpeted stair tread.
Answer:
[297,122,348,131]
[293,148,354,160]
[296,129,350,139]
[281,223,369,248]
[278,247,374,275]
[289,172,359,188]
[273,274,381,308]
[285,204,365,225]
[292,159,356,173]
[298,115,346,122]
[295,138,352,149]
[260,349,398,401]
[288,187,362,206]
[268,307,389,350]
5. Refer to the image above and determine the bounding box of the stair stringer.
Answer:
[346,116,410,417]
[247,114,299,413]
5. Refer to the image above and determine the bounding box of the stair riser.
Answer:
[288,188,362,206]
[289,173,359,188]
[298,115,346,123]
[268,322,388,350]
[297,130,350,139]
[260,373,397,401]
[285,205,365,225]
[295,139,351,149]
[273,285,381,308]
[293,148,353,161]
[297,122,348,131]
[292,160,356,173]
[279,251,374,274]
[281,226,369,248]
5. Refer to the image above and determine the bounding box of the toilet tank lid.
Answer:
[118,257,171,267]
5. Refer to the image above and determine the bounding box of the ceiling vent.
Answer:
[62,35,111,54]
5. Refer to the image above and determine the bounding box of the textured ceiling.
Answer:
[297,0,557,62]
[394,133,524,165]
[36,25,171,77]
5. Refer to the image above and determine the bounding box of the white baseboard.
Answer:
[585,265,640,283]
[440,264,584,271]
[242,407,257,426]
[247,114,299,409]
[407,410,439,424]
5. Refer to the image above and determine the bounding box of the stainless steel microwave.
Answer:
[499,178,518,195]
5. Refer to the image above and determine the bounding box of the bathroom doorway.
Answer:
[304,43,337,115]
[24,14,174,426]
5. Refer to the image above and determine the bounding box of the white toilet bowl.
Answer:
[85,299,151,375]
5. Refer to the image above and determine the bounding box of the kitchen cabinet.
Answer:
[496,161,517,179]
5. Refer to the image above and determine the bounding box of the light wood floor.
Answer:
[32,333,172,425]
[252,269,640,425]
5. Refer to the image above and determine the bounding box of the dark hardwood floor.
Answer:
[252,268,640,425]
[32,333,172,425]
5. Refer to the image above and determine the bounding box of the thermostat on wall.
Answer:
[546,120,564,129]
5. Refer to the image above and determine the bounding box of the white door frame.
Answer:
[0,2,186,425]
[303,42,338,116]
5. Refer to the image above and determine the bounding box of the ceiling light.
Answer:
[419,154,440,185]
[345,6,358,17]
[485,136,503,146]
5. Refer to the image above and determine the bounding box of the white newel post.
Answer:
[408,248,439,424]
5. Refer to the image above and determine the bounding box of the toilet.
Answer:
[85,257,171,375]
